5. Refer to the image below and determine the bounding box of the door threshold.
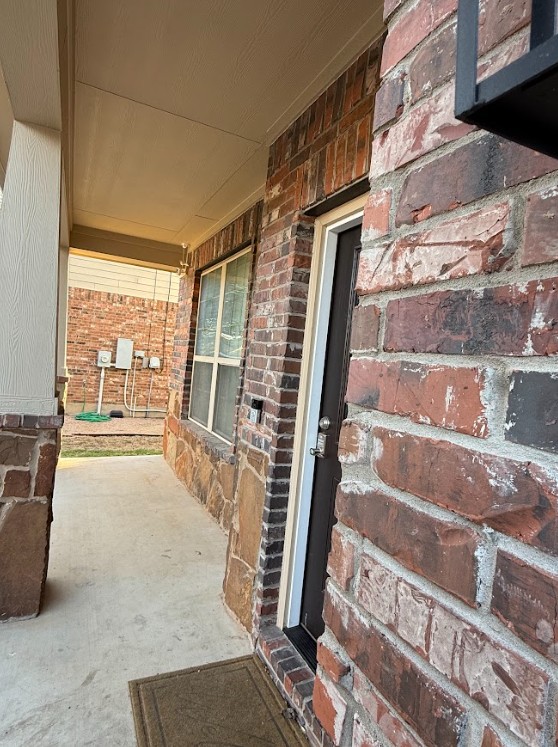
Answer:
[284,625,317,672]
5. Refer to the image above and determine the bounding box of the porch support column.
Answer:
[0,122,62,415]
[56,244,70,408]
[0,0,65,621]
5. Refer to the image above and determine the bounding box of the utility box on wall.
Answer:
[115,338,134,369]
[97,350,112,368]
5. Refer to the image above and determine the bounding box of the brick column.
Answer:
[312,2,558,746]
[239,41,383,635]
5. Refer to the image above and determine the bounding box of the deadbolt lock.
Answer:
[319,416,331,431]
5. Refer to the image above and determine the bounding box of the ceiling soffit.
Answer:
[73,0,384,254]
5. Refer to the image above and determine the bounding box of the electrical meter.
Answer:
[97,350,112,368]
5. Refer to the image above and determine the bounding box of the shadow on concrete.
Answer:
[40,579,69,615]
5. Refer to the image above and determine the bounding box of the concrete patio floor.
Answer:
[0,455,251,746]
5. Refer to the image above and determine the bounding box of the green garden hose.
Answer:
[74,412,111,422]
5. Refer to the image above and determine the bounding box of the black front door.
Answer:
[286,224,361,664]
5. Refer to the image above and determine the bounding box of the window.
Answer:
[189,249,252,442]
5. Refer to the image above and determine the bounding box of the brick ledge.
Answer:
[256,625,334,747]
[0,414,64,430]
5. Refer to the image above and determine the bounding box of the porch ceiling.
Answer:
[73,0,383,253]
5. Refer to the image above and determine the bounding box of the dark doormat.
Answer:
[129,655,308,746]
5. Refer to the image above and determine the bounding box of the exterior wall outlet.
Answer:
[249,398,263,424]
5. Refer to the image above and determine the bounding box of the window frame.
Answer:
[189,246,253,444]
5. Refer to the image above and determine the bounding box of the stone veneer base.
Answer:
[0,413,63,621]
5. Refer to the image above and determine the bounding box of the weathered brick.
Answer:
[357,552,396,627]
[291,678,314,713]
[358,203,512,293]
[371,85,473,177]
[478,0,530,53]
[352,715,380,747]
[1,415,22,429]
[381,0,457,74]
[410,23,456,102]
[258,625,285,652]
[429,604,549,744]
[478,31,529,80]
[396,134,558,226]
[372,427,558,554]
[312,675,347,744]
[36,415,64,429]
[338,421,370,464]
[384,278,558,357]
[354,550,550,743]
[2,469,31,499]
[362,190,391,239]
[373,76,405,131]
[345,359,490,437]
[481,726,505,747]
[522,187,558,267]
[357,555,431,656]
[326,526,355,591]
[324,588,466,747]
[353,675,423,747]
[492,550,558,663]
[350,303,380,352]
[317,641,350,683]
[383,0,402,20]
[395,579,432,656]
[505,371,558,454]
[284,665,314,696]
[336,483,479,604]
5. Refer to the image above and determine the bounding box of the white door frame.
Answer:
[277,195,366,630]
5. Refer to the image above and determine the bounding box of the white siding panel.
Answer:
[69,254,179,302]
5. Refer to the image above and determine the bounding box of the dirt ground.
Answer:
[61,434,163,453]
[61,417,164,456]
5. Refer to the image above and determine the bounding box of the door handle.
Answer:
[310,432,327,458]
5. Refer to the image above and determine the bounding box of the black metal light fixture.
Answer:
[455,0,558,158]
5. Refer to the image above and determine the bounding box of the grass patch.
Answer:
[61,448,163,459]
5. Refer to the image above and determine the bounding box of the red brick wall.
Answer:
[314,2,558,746]
[66,287,177,415]
[165,40,383,636]
[242,40,384,632]
[165,11,558,744]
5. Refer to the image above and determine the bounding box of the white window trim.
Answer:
[277,195,367,630]
[189,247,252,444]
